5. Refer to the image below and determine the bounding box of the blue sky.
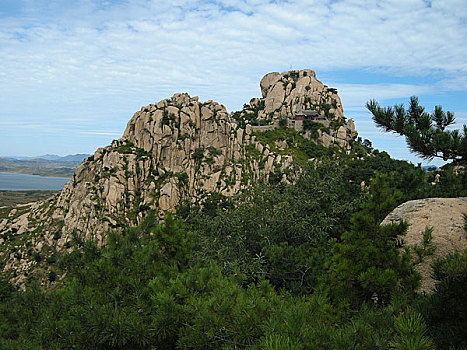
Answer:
[1,0,466,167]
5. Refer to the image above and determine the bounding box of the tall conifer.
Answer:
[326,174,420,307]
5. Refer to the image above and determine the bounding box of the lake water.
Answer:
[0,172,70,191]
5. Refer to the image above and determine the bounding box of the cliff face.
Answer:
[54,92,301,240]
[0,69,358,285]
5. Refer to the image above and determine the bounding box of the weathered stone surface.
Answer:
[346,119,357,138]
[260,72,281,98]
[264,83,286,115]
[336,126,347,140]
[159,180,180,211]
[318,131,334,147]
[382,197,467,293]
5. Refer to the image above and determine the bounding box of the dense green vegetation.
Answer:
[181,162,361,295]
[326,174,421,309]
[1,134,467,348]
[232,101,268,128]
[253,127,337,165]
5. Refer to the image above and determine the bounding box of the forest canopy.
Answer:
[0,153,466,349]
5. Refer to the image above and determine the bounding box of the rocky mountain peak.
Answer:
[260,69,316,98]
[121,93,231,165]
[235,69,356,148]
[0,70,361,286]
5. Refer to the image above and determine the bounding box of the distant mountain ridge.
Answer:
[6,154,90,162]
[0,155,89,178]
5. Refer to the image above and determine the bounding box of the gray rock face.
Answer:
[0,70,360,286]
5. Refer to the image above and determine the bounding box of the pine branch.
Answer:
[367,96,466,162]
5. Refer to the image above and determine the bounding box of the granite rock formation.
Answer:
[237,69,357,149]
[0,70,358,286]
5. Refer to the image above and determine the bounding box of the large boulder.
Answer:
[259,69,344,119]
[382,197,467,293]
[260,72,281,98]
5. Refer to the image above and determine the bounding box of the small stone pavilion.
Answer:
[294,109,326,121]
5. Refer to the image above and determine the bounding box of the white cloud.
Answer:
[333,83,435,112]
[2,0,465,87]
[0,0,466,157]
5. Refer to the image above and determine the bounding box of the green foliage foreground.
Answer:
[0,161,466,349]
[326,174,420,308]
[0,214,433,350]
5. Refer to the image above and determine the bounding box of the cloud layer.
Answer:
[1,0,466,163]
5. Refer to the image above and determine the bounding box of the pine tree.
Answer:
[423,249,467,349]
[326,174,420,307]
[366,96,467,162]
[390,309,434,350]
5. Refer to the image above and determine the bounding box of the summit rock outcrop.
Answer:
[259,70,344,119]
[235,69,357,149]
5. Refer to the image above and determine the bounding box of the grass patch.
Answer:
[253,128,335,166]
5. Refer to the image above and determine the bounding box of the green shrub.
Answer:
[390,310,434,350]
[422,249,467,349]
[302,119,321,139]
[48,271,56,282]
[33,252,42,263]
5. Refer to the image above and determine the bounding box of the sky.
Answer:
[1,0,466,167]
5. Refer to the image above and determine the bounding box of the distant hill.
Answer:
[7,154,90,162]
[50,154,90,162]
[0,155,88,177]
[33,154,62,161]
